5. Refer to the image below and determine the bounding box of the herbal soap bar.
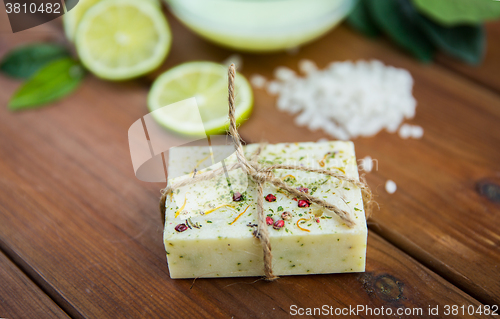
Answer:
[163,141,367,278]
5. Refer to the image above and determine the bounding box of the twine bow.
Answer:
[160,64,373,281]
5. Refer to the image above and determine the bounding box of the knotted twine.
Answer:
[160,64,373,281]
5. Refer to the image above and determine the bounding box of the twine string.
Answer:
[159,64,373,281]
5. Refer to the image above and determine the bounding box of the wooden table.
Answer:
[1,7,499,319]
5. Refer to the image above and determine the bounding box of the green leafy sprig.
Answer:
[347,0,494,64]
[0,43,86,111]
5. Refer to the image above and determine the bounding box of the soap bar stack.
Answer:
[163,141,367,278]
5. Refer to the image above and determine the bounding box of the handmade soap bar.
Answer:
[163,141,367,278]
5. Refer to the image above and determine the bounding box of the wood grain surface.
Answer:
[0,70,490,318]
[0,251,69,319]
[0,6,499,319]
[232,24,500,305]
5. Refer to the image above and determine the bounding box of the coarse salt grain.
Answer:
[411,125,424,139]
[385,180,397,194]
[361,156,373,172]
[250,74,267,89]
[274,66,296,81]
[266,81,282,95]
[399,124,424,139]
[399,124,412,139]
[298,59,318,75]
[222,54,243,70]
[269,60,417,140]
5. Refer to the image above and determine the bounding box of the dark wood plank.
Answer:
[0,251,69,319]
[435,21,500,94]
[0,9,499,318]
[153,11,500,304]
[224,23,500,305]
[0,153,487,318]
[0,72,488,318]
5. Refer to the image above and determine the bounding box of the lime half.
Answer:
[148,62,253,136]
[64,0,102,42]
[75,0,171,80]
[63,0,160,42]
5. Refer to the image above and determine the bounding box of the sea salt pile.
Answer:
[259,60,417,140]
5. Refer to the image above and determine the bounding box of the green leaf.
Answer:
[412,0,500,26]
[416,17,485,64]
[0,43,70,79]
[367,0,435,62]
[346,0,381,37]
[9,58,85,111]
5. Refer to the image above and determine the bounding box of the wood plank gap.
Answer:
[367,224,498,306]
[0,249,70,319]
[0,237,84,319]
[243,132,494,305]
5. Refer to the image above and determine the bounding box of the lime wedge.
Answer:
[148,62,253,136]
[63,0,160,42]
[75,0,171,80]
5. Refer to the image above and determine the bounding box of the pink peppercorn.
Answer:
[315,218,320,223]
[296,186,309,193]
[273,220,285,230]
[298,199,311,208]
[233,192,243,201]
[266,216,274,225]
[281,211,292,221]
[175,223,188,232]
[265,194,276,202]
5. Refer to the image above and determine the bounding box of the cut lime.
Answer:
[148,62,253,136]
[63,0,160,42]
[75,0,171,80]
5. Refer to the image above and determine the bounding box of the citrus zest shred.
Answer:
[190,153,213,177]
[174,196,187,218]
[331,167,346,174]
[317,153,346,173]
[296,218,311,232]
[281,174,296,181]
[230,205,251,225]
[204,204,234,216]
[318,153,329,167]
